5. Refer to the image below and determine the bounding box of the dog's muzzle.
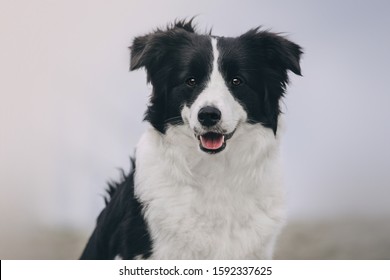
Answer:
[195,106,235,154]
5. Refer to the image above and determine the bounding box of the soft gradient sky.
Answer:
[1,0,389,233]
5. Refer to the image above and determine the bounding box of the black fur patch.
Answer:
[218,28,302,134]
[130,19,213,133]
[80,159,152,260]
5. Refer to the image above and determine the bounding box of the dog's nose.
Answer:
[198,106,221,127]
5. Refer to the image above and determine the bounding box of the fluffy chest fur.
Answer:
[134,123,286,259]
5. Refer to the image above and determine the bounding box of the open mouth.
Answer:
[197,131,235,154]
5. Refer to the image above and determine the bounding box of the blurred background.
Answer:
[1,0,389,259]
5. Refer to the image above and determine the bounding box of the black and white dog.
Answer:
[80,19,302,260]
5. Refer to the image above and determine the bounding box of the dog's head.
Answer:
[130,19,302,154]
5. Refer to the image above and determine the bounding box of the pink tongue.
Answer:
[200,135,224,150]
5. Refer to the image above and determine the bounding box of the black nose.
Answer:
[198,106,221,127]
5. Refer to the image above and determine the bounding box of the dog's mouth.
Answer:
[196,131,235,154]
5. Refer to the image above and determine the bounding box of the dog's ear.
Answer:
[264,33,302,76]
[241,28,303,76]
[130,32,173,71]
[130,34,151,71]
[129,30,189,84]
[130,19,197,72]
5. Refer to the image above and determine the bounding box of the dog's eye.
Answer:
[186,77,196,87]
[231,77,242,86]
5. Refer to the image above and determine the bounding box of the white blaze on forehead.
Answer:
[182,38,247,134]
[203,38,229,106]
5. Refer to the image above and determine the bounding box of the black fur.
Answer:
[218,28,302,134]
[80,159,152,259]
[130,19,213,133]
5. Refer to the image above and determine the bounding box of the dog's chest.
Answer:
[134,127,285,259]
[147,182,278,259]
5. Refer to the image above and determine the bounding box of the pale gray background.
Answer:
[1,0,389,259]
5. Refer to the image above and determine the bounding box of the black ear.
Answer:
[241,28,303,76]
[130,34,151,71]
[130,32,173,71]
[129,18,197,72]
[265,34,303,76]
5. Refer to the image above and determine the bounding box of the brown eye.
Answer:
[186,77,196,87]
[231,77,242,86]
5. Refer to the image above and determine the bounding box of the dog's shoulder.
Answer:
[80,160,152,260]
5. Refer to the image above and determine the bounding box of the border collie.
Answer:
[80,19,302,260]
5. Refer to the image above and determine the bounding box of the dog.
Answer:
[80,19,302,260]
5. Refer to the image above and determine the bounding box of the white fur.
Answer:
[135,123,285,259]
[133,38,286,259]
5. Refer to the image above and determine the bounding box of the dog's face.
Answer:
[130,20,302,154]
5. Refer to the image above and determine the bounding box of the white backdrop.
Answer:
[1,0,389,235]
